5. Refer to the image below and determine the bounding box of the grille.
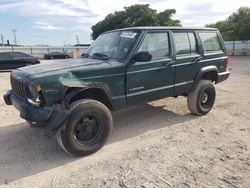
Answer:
[11,76,32,99]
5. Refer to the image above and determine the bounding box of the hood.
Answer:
[10,57,126,106]
[19,58,113,76]
[11,58,125,83]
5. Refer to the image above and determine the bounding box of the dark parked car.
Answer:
[44,52,70,59]
[4,27,230,156]
[0,52,40,70]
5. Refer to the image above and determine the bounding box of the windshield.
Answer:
[85,30,140,60]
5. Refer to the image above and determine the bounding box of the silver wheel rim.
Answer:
[201,92,208,104]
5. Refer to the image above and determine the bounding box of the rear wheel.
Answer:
[57,99,113,156]
[187,80,216,115]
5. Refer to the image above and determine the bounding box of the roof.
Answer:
[106,26,217,33]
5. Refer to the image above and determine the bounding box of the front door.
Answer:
[126,31,175,105]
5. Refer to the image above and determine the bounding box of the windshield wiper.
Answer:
[92,53,109,60]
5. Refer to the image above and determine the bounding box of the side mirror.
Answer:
[133,51,152,62]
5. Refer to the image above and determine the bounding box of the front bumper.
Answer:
[3,90,69,130]
[216,71,230,83]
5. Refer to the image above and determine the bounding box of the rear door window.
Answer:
[173,32,198,55]
[199,32,222,52]
[138,32,169,59]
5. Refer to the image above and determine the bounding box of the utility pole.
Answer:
[76,35,80,45]
[1,33,3,46]
[11,29,17,45]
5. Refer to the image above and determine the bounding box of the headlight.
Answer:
[28,84,45,107]
[29,85,36,99]
[27,97,41,107]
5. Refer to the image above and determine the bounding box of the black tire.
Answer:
[187,80,216,116]
[57,99,113,156]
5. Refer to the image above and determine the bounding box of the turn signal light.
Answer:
[36,84,42,92]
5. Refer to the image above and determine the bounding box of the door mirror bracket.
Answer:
[133,51,152,62]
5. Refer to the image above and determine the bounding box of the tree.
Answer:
[91,4,181,39]
[206,7,250,41]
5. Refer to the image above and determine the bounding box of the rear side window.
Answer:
[138,32,169,58]
[199,32,222,52]
[173,32,198,55]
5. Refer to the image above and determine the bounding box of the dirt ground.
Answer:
[0,57,249,188]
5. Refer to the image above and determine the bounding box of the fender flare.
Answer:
[190,65,219,91]
[62,86,114,110]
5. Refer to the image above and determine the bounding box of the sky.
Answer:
[0,0,249,46]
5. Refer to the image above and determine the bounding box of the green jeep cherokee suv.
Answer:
[4,27,230,156]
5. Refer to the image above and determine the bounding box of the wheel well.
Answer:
[201,71,218,82]
[65,87,114,110]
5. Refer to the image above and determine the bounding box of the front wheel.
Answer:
[187,80,216,116]
[57,99,113,156]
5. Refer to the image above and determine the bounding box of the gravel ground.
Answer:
[0,57,249,188]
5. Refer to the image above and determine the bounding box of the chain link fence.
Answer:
[0,41,249,58]
[225,41,250,56]
[0,46,90,58]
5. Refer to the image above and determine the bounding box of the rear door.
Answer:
[172,31,201,95]
[0,52,11,70]
[126,30,175,105]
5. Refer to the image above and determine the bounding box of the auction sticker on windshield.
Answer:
[120,32,137,38]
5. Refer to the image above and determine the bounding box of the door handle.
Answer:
[169,61,175,65]
[193,56,202,62]
[162,61,174,67]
